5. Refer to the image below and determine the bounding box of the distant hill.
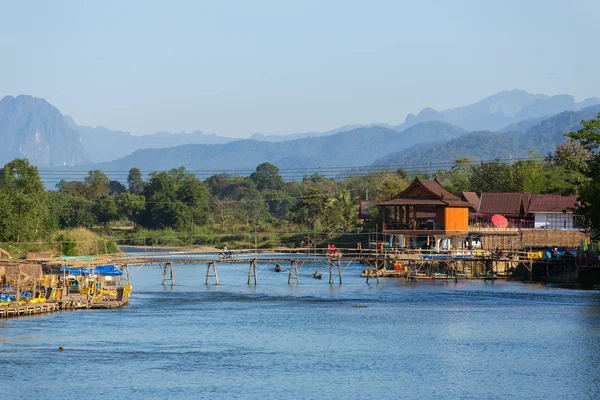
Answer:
[395,89,600,132]
[65,117,236,163]
[0,95,89,166]
[375,104,600,170]
[250,123,392,142]
[2,90,599,170]
[94,121,467,172]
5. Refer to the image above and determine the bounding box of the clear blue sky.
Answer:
[1,0,599,137]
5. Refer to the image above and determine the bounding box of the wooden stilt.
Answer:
[206,261,219,285]
[454,261,458,283]
[529,260,533,282]
[329,261,333,284]
[337,259,343,284]
[288,260,298,284]
[247,260,257,285]
[161,262,174,286]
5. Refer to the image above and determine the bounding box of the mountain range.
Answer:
[373,104,600,169]
[0,90,598,174]
[93,121,467,172]
[395,89,600,132]
[65,117,236,163]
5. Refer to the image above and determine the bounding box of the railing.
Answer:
[469,217,534,230]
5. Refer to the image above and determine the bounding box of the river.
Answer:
[2,260,600,399]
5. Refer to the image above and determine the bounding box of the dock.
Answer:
[0,302,60,318]
[1,262,132,319]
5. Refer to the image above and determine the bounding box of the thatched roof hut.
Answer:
[0,263,42,286]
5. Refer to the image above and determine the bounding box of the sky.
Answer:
[1,0,599,138]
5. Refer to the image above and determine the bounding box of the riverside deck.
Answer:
[0,302,60,318]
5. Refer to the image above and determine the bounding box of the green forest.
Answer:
[1,114,599,258]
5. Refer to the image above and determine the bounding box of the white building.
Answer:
[528,194,579,230]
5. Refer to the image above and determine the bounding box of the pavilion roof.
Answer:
[376,177,470,207]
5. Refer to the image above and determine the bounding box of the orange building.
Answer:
[375,178,471,249]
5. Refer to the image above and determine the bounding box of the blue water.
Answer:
[2,260,600,399]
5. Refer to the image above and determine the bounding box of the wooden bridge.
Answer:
[47,248,546,286]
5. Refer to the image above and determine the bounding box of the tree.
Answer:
[238,188,268,226]
[468,160,516,193]
[109,180,127,195]
[567,113,600,238]
[84,170,110,200]
[51,194,96,228]
[127,168,145,194]
[142,171,185,229]
[250,162,285,191]
[177,175,210,226]
[210,196,237,230]
[435,157,472,195]
[0,159,49,242]
[140,168,210,230]
[325,191,359,233]
[115,193,146,227]
[92,195,119,233]
[293,187,328,230]
[57,179,87,197]
[551,138,591,187]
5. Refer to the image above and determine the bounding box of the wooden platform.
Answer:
[0,302,60,318]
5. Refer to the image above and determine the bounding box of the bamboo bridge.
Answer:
[46,248,560,286]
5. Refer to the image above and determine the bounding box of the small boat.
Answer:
[313,272,323,280]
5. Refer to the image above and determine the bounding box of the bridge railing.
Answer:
[107,247,536,263]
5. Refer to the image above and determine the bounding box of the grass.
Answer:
[0,228,120,259]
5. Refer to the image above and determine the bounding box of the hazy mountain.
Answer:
[250,123,392,142]
[375,104,600,170]
[0,95,89,166]
[3,90,598,170]
[94,121,467,172]
[65,117,237,163]
[395,89,600,132]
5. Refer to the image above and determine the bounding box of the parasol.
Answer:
[491,214,508,228]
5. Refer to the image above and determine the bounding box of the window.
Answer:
[544,213,578,230]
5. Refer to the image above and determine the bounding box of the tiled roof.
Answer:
[478,193,528,216]
[461,192,480,211]
[376,198,447,206]
[419,178,462,201]
[379,178,470,207]
[528,194,578,213]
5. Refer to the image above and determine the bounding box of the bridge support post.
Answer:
[161,262,174,286]
[247,259,257,285]
[329,260,342,284]
[329,261,333,284]
[288,259,299,284]
[366,261,379,284]
[205,261,219,285]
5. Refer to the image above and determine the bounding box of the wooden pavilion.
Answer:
[375,178,471,249]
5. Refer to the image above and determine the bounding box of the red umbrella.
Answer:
[491,214,508,228]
